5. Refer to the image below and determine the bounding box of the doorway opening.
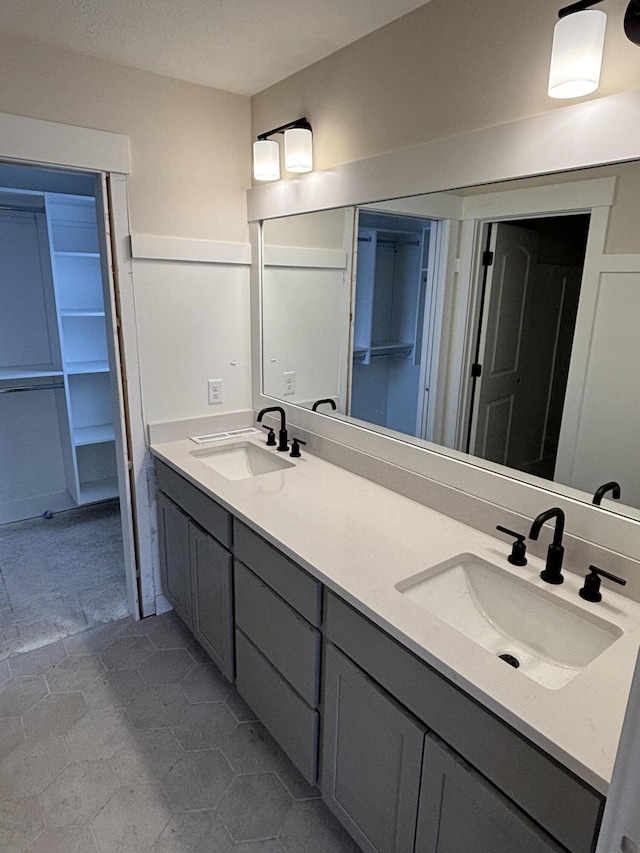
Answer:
[349,209,440,439]
[467,214,590,480]
[0,161,133,657]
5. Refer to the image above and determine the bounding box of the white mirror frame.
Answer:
[247,88,640,563]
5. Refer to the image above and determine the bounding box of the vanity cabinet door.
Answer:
[416,735,563,853]
[190,521,234,681]
[322,643,425,853]
[157,493,192,628]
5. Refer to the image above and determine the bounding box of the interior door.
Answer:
[471,223,540,465]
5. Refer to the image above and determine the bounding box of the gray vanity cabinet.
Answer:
[322,643,425,853]
[157,492,192,629]
[324,591,603,853]
[233,520,322,784]
[322,643,564,853]
[189,521,233,680]
[153,458,603,853]
[155,461,234,680]
[416,736,563,853]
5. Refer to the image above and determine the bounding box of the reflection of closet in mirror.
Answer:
[350,211,438,438]
[467,215,589,481]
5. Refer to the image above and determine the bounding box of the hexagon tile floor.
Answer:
[0,611,362,853]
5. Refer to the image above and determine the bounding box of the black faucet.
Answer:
[592,481,621,506]
[257,407,288,452]
[312,398,337,412]
[529,507,565,585]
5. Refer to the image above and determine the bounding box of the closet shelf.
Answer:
[79,476,118,503]
[54,250,100,259]
[65,359,110,375]
[73,424,115,446]
[60,309,106,317]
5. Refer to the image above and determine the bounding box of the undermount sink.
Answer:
[395,554,622,689]
[191,442,295,480]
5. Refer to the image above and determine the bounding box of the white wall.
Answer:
[133,259,251,424]
[252,0,640,177]
[262,209,350,406]
[0,31,250,242]
[262,265,346,405]
[0,31,253,426]
[264,208,347,249]
[566,266,640,509]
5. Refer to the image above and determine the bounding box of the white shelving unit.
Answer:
[353,227,422,365]
[46,193,118,505]
[350,214,433,438]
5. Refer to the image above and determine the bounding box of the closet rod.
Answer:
[0,204,45,214]
[370,349,413,359]
[377,238,420,246]
[0,383,65,394]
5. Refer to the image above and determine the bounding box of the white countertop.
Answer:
[151,435,640,795]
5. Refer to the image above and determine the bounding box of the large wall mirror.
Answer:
[260,160,640,521]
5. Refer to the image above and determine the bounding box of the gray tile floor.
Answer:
[0,501,128,659]
[0,611,361,853]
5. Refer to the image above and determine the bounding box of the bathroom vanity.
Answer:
[151,434,640,853]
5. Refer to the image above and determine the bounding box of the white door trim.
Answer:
[554,206,617,486]
[0,111,130,174]
[95,175,140,616]
[0,112,150,620]
[455,179,614,463]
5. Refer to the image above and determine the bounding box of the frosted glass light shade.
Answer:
[253,139,280,181]
[284,127,313,173]
[548,9,607,99]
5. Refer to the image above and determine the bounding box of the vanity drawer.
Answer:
[325,591,604,853]
[233,521,321,625]
[235,629,319,783]
[156,460,232,548]
[235,561,320,706]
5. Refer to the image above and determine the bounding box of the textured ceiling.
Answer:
[0,0,431,96]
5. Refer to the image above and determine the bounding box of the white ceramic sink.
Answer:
[191,442,295,480]
[395,554,622,689]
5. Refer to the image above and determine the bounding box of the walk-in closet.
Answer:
[0,163,129,657]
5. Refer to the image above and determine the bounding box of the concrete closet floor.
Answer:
[0,501,128,660]
[0,610,361,853]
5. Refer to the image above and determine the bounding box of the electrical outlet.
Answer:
[283,371,296,395]
[208,379,224,405]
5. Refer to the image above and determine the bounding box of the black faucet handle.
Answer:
[579,565,627,603]
[496,525,528,566]
[262,425,276,446]
[290,437,307,458]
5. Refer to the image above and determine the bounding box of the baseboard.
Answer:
[0,490,76,525]
[154,594,173,616]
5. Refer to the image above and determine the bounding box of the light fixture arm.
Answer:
[625,0,640,45]
[557,0,640,45]
[257,117,312,141]
[558,0,603,19]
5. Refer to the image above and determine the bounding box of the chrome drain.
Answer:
[498,653,520,669]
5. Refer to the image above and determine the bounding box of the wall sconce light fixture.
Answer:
[253,117,313,182]
[548,0,640,99]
